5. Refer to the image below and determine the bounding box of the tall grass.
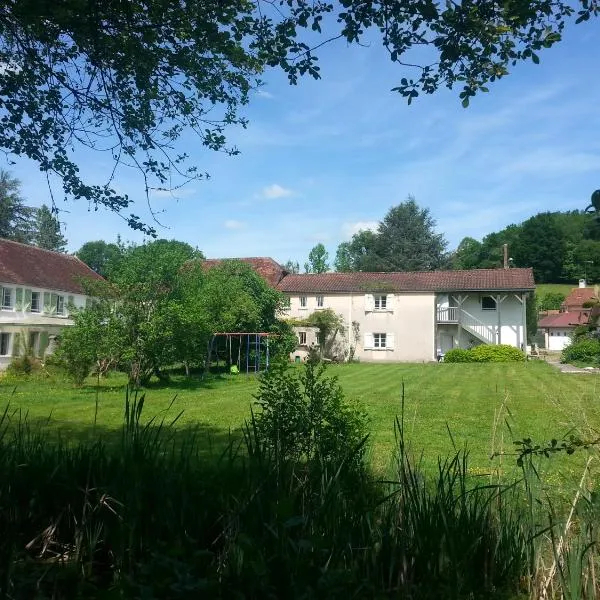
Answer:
[0,379,595,598]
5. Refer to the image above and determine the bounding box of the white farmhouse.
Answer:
[0,239,102,369]
[203,257,536,362]
[278,268,535,362]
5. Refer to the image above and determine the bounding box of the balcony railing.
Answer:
[437,306,458,322]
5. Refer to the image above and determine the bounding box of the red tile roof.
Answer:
[538,311,590,328]
[276,268,535,293]
[203,257,287,287]
[562,287,597,311]
[0,238,103,294]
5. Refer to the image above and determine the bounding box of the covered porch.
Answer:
[436,292,528,352]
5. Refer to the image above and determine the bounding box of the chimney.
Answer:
[579,279,587,288]
[503,244,509,269]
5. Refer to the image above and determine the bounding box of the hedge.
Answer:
[444,344,526,363]
[561,338,600,364]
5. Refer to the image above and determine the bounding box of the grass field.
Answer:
[2,361,600,486]
[536,282,575,297]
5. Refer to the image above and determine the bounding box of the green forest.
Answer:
[329,198,600,285]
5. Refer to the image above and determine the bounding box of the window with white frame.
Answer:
[373,333,387,349]
[31,291,41,313]
[316,295,324,308]
[0,332,10,355]
[55,295,65,315]
[1,288,12,310]
[298,331,307,345]
[299,296,307,308]
[374,294,387,310]
[481,296,497,310]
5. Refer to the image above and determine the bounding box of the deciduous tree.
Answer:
[284,260,300,274]
[75,240,124,278]
[2,1,593,230]
[304,243,329,274]
[512,213,566,283]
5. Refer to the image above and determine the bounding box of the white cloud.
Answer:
[224,219,246,230]
[260,183,294,199]
[256,89,274,99]
[342,220,378,238]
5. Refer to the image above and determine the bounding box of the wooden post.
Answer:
[495,295,507,344]
[514,293,526,349]
[522,293,528,351]
[452,294,467,348]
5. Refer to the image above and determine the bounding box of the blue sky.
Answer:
[6,18,600,266]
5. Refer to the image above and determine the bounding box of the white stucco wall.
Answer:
[284,291,436,362]
[545,328,574,351]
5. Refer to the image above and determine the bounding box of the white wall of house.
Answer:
[545,328,574,351]
[284,291,437,362]
[0,281,89,370]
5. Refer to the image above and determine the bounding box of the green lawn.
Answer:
[536,282,575,297]
[2,362,600,488]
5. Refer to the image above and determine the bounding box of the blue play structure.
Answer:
[208,332,271,374]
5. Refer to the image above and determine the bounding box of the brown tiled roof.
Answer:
[0,238,103,294]
[562,287,597,310]
[277,268,535,293]
[538,311,589,328]
[203,257,287,287]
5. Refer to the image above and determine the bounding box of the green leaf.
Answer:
[461,97,470,108]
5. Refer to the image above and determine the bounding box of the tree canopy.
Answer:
[450,209,600,284]
[334,198,447,272]
[59,244,289,384]
[0,170,35,243]
[33,204,67,252]
[304,243,329,273]
[1,1,595,230]
[75,240,124,278]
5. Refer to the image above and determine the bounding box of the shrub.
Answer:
[6,355,40,377]
[470,344,526,362]
[443,348,472,363]
[538,292,565,311]
[444,345,525,363]
[253,360,368,469]
[561,338,600,364]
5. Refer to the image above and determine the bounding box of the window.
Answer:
[31,291,40,313]
[373,333,387,349]
[299,296,307,308]
[56,295,65,315]
[1,288,12,310]
[374,295,387,310]
[0,333,9,356]
[283,296,291,309]
[316,295,324,308]
[298,331,307,345]
[481,296,497,310]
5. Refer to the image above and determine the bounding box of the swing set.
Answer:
[208,332,273,375]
